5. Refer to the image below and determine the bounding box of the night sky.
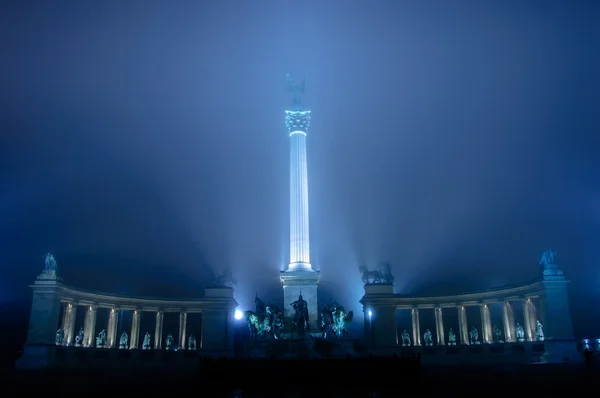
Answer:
[1,0,599,341]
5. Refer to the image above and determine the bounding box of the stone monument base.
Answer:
[541,339,582,363]
[242,338,358,359]
[280,269,320,332]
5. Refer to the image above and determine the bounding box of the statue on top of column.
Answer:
[401,330,411,346]
[119,331,128,349]
[535,320,544,341]
[515,323,525,342]
[55,328,65,346]
[447,328,456,345]
[75,328,84,347]
[539,249,563,276]
[286,73,305,111]
[423,329,433,346]
[142,332,152,350]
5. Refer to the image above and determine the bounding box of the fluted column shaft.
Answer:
[179,312,188,349]
[83,305,97,347]
[480,304,492,343]
[525,299,537,339]
[411,308,421,346]
[434,307,445,346]
[522,300,533,341]
[154,311,164,349]
[107,308,119,348]
[289,131,310,268]
[130,310,141,349]
[502,301,515,342]
[61,302,76,346]
[458,306,469,345]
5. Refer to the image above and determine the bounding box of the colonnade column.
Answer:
[458,306,469,345]
[107,308,119,348]
[154,311,164,349]
[479,304,492,343]
[178,312,188,349]
[525,298,537,339]
[502,301,515,342]
[522,300,533,341]
[83,305,97,347]
[434,307,445,346]
[411,308,421,346]
[61,302,76,346]
[130,310,141,349]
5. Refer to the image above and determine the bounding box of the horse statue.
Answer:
[212,268,237,287]
[379,263,395,284]
[359,265,383,284]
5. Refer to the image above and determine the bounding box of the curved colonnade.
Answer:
[360,271,578,362]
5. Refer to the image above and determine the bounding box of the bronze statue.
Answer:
[286,73,305,111]
[291,293,309,336]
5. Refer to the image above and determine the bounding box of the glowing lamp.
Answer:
[368,310,373,318]
[234,309,243,320]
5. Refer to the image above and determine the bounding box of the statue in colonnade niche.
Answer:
[75,328,84,347]
[96,329,107,348]
[515,323,525,342]
[142,332,152,349]
[165,333,174,350]
[55,328,65,346]
[401,330,411,346]
[447,328,456,345]
[539,249,563,276]
[423,329,433,346]
[492,325,503,343]
[119,331,128,349]
[469,326,479,344]
[188,334,197,350]
[535,320,544,341]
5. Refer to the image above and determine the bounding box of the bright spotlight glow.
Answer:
[368,310,373,318]
[234,309,243,320]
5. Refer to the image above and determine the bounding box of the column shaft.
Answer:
[154,311,164,349]
[179,312,188,349]
[435,307,445,346]
[107,308,119,348]
[411,308,421,346]
[289,131,311,267]
[130,310,141,349]
[83,306,97,347]
[61,302,76,346]
[522,300,533,341]
[526,299,537,339]
[480,304,492,343]
[458,306,469,345]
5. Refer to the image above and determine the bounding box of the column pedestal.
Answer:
[280,269,320,335]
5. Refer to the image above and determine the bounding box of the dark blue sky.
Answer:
[1,1,599,338]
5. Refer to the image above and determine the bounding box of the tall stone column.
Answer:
[458,306,469,345]
[178,312,188,349]
[154,311,164,349]
[434,307,445,346]
[83,305,97,347]
[522,300,533,341]
[130,310,141,349]
[280,105,320,332]
[107,308,119,348]
[61,302,76,346]
[502,301,515,342]
[411,308,421,346]
[525,298,537,339]
[480,304,492,343]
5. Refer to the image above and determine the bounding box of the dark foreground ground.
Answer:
[2,357,599,398]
